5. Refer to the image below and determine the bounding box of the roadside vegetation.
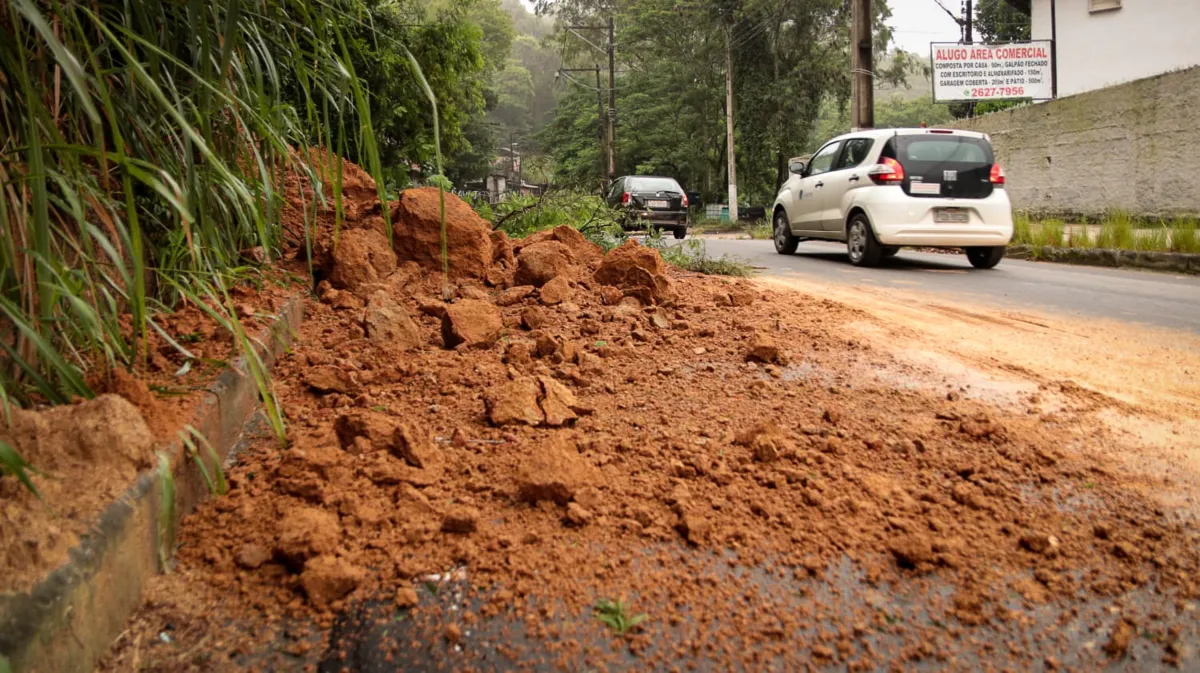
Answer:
[1011,211,1200,256]
[0,0,505,489]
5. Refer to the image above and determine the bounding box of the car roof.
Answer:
[823,127,990,144]
[622,175,681,181]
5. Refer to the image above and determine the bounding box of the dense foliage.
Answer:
[535,0,913,204]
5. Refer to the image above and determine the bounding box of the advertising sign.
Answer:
[930,41,1054,102]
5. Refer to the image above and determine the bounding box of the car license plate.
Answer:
[910,182,941,195]
[647,200,669,209]
[934,207,969,224]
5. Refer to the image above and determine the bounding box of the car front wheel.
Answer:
[966,246,1006,269]
[846,214,883,267]
[773,210,799,254]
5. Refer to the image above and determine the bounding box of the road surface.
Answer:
[691,238,1200,333]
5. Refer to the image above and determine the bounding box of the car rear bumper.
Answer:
[624,210,688,228]
[858,188,1013,247]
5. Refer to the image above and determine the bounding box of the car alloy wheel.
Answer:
[847,220,867,263]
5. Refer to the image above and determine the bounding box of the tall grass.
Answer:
[1,1,448,488]
[1095,211,1135,250]
[1169,217,1199,253]
[1011,211,1033,246]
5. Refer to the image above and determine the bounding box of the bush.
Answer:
[470,190,627,250]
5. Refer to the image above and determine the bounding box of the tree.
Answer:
[535,0,914,203]
[976,0,1031,43]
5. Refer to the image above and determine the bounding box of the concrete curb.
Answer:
[1006,245,1200,274]
[0,296,305,673]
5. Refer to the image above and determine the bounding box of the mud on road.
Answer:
[100,193,1200,671]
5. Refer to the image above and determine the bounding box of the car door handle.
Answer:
[848,175,860,183]
[815,181,824,188]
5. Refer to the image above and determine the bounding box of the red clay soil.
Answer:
[0,274,299,594]
[95,186,1200,670]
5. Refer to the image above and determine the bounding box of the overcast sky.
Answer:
[516,0,963,57]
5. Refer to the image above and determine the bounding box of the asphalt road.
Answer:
[692,238,1200,333]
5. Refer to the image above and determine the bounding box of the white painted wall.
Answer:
[1032,0,1200,97]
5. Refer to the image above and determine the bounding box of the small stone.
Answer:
[888,534,934,569]
[1104,618,1136,658]
[441,299,503,349]
[441,505,480,534]
[648,313,671,330]
[521,307,547,330]
[395,586,420,609]
[745,332,786,365]
[304,366,355,395]
[300,555,364,608]
[496,285,535,307]
[485,377,544,426]
[445,623,463,644]
[565,502,594,526]
[692,347,707,355]
[1019,533,1061,556]
[675,510,711,545]
[235,543,270,570]
[540,276,574,305]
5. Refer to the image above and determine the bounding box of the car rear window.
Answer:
[629,177,683,192]
[901,138,991,165]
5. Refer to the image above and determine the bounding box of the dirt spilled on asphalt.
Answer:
[99,187,1200,670]
[760,275,1200,519]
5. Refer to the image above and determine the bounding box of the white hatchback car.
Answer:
[771,128,1013,268]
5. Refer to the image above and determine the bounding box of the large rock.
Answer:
[275,507,342,571]
[391,187,493,279]
[364,291,422,351]
[594,240,675,304]
[516,434,596,505]
[441,299,503,349]
[328,228,397,294]
[517,226,603,265]
[514,241,575,287]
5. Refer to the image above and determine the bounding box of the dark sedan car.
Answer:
[605,175,690,239]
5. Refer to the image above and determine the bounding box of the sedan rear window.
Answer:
[629,177,683,193]
[903,138,990,165]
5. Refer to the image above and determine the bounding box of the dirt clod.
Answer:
[300,555,364,608]
[540,276,574,305]
[442,299,503,349]
[485,377,545,426]
[275,507,341,571]
[328,228,397,294]
[304,366,355,395]
[391,188,493,279]
[1104,617,1137,658]
[496,285,534,307]
[746,332,786,365]
[234,543,271,570]
[364,290,421,351]
[515,241,575,287]
[516,435,595,505]
[594,240,675,304]
[441,505,481,534]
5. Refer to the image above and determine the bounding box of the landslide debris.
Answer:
[101,186,1200,672]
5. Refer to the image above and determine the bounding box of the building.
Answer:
[1021,0,1200,97]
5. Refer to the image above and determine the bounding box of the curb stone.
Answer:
[0,295,305,673]
[1006,245,1199,274]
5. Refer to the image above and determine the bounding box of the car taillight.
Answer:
[868,157,905,185]
[681,193,689,208]
[989,163,1006,185]
[621,192,630,204]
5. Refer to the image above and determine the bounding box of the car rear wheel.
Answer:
[773,210,799,255]
[673,227,687,240]
[966,246,1006,269]
[846,214,883,267]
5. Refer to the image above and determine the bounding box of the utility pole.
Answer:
[606,16,616,182]
[850,0,874,131]
[596,64,606,190]
[964,0,973,44]
[724,24,738,222]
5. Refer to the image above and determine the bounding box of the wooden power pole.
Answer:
[725,24,738,222]
[850,0,874,130]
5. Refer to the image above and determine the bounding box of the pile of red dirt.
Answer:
[99,227,1200,671]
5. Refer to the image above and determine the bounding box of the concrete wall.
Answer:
[952,65,1200,219]
[1032,0,1200,97]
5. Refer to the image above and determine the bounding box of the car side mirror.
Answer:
[789,161,807,176]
